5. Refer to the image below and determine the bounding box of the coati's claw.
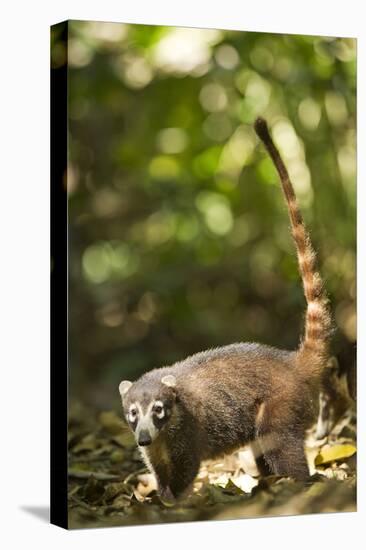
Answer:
[159,486,176,507]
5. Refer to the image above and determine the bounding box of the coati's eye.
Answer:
[153,401,165,419]
[128,406,138,423]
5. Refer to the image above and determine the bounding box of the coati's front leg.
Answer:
[148,462,175,503]
[153,451,200,501]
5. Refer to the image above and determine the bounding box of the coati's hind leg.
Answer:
[254,452,272,477]
[260,431,309,479]
[249,439,272,476]
[255,401,309,480]
[316,356,353,440]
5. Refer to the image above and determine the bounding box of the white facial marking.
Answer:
[128,403,138,423]
[153,400,165,419]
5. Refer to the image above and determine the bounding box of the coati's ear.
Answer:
[119,380,132,397]
[161,374,176,388]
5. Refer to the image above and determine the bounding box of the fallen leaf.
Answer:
[80,476,105,504]
[231,473,259,493]
[315,444,356,466]
[112,493,132,508]
[110,449,125,463]
[206,484,246,504]
[69,469,120,480]
[236,447,260,477]
[69,462,91,472]
[213,473,230,488]
[72,433,99,453]
[103,482,131,503]
[99,411,125,435]
[112,432,136,449]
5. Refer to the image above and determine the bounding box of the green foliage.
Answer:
[67,22,356,398]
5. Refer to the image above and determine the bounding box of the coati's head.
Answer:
[119,373,177,447]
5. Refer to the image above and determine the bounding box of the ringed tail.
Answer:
[254,117,332,361]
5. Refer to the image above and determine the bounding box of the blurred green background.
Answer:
[65,22,356,407]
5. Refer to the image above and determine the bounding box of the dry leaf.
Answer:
[231,473,258,493]
[69,469,120,480]
[315,444,356,466]
[213,473,231,488]
[236,447,260,477]
[112,432,136,449]
[72,433,99,453]
[99,411,125,434]
[110,449,125,463]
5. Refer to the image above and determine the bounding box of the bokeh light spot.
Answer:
[215,44,240,69]
[156,128,188,154]
[196,192,233,235]
[82,243,112,284]
[149,156,180,180]
[199,83,228,112]
[298,97,322,131]
[325,91,348,126]
[68,38,93,67]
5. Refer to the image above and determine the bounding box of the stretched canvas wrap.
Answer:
[51,20,357,529]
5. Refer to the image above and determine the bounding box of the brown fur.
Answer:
[119,118,333,500]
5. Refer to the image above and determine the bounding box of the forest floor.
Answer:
[67,402,356,529]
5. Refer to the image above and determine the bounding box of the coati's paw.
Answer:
[304,472,326,485]
[159,485,176,507]
[178,482,194,501]
[136,473,158,497]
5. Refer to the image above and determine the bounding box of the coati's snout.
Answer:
[137,430,152,446]
[118,374,177,447]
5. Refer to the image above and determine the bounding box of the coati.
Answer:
[119,117,333,501]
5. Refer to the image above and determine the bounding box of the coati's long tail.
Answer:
[254,117,332,362]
